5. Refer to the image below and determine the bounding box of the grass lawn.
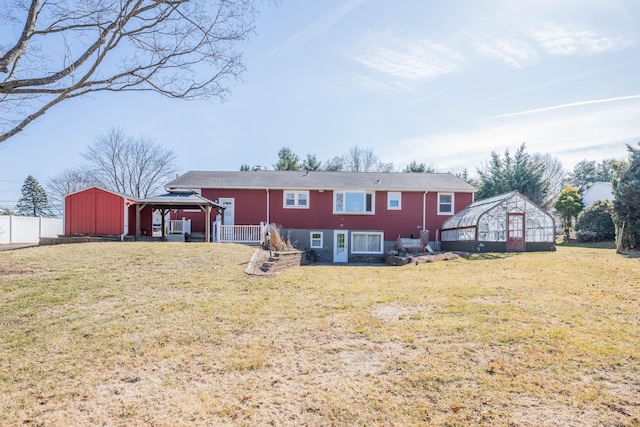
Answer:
[1,242,639,426]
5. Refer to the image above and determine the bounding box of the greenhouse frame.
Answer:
[440,191,556,252]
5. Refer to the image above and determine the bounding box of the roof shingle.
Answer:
[166,170,477,192]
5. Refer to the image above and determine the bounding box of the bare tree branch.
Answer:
[0,0,41,73]
[0,0,263,143]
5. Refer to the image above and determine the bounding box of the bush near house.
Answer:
[575,201,616,242]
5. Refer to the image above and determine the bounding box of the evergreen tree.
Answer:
[16,175,54,217]
[273,147,300,171]
[554,186,584,241]
[323,156,344,171]
[239,164,251,171]
[612,143,640,249]
[301,154,322,171]
[567,160,597,193]
[476,144,549,206]
[403,161,437,173]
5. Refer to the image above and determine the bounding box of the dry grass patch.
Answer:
[1,242,639,426]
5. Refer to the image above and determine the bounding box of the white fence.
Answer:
[0,216,63,244]
[214,223,265,243]
[169,219,191,234]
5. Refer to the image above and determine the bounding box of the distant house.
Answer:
[582,182,614,206]
[166,170,476,262]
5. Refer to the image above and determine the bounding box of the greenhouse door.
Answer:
[507,213,525,252]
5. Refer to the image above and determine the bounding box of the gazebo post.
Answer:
[135,204,146,241]
[205,205,211,243]
[161,208,167,240]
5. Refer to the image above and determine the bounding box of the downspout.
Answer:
[266,188,270,225]
[121,198,129,241]
[422,191,428,230]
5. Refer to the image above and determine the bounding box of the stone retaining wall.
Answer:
[39,235,123,245]
[261,250,305,273]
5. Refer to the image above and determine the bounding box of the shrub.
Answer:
[575,201,615,242]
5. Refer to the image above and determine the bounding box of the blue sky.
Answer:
[2,0,640,209]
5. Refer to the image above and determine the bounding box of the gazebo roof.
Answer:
[137,190,225,210]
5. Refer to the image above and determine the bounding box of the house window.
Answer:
[283,191,309,208]
[334,191,374,214]
[351,232,384,254]
[310,231,323,248]
[387,192,401,210]
[438,193,454,215]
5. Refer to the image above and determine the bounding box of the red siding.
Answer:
[179,188,475,240]
[65,187,126,235]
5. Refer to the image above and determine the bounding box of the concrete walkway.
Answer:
[0,243,39,251]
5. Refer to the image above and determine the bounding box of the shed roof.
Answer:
[166,170,477,192]
[64,186,138,202]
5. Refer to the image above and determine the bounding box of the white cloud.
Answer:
[489,94,640,120]
[381,99,640,172]
[351,37,463,82]
[474,37,539,68]
[347,72,410,94]
[529,23,635,56]
[255,0,368,62]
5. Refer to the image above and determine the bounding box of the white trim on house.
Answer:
[333,190,375,215]
[387,192,401,210]
[310,231,323,248]
[438,192,454,215]
[283,190,309,208]
[351,231,384,254]
[333,230,348,262]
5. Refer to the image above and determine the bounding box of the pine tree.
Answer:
[16,175,54,217]
[612,143,640,249]
[273,147,300,171]
[476,144,549,206]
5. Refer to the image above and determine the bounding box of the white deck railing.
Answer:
[214,224,265,243]
[169,219,191,234]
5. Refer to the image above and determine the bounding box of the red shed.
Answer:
[64,187,136,236]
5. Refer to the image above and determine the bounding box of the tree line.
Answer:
[5,135,640,250]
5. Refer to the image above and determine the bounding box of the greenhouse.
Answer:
[440,191,556,252]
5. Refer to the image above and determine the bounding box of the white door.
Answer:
[333,230,348,263]
[219,198,235,241]
[219,198,235,225]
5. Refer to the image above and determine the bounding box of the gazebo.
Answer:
[134,191,225,242]
[440,191,555,252]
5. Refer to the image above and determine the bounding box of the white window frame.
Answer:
[351,231,384,254]
[333,191,375,214]
[438,192,454,215]
[387,192,401,210]
[309,231,323,249]
[283,191,309,209]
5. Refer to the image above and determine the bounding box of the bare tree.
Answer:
[532,153,566,210]
[48,168,99,216]
[0,0,263,143]
[82,128,178,198]
[342,146,394,172]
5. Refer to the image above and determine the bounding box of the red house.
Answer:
[167,170,476,262]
